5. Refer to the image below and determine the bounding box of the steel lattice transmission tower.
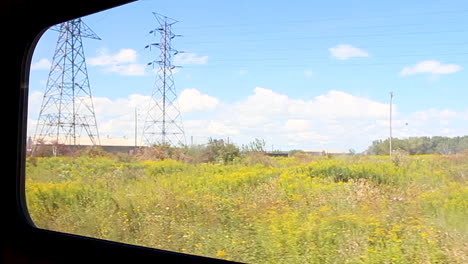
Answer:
[142,13,185,146]
[33,18,101,148]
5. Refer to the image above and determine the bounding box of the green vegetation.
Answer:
[368,136,468,155]
[26,151,467,263]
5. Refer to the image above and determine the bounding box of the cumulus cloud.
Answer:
[106,64,146,76]
[27,87,467,151]
[287,131,330,146]
[88,48,137,65]
[27,89,220,143]
[235,87,388,120]
[399,60,461,76]
[27,91,44,117]
[285,119,311,132]
[217,87,391,149]
[31,59,51,70]
[174,52,208,65]
[329,44,369,60]
[376,107,464,139]
[177,88,219,113]
[88,48,146,76]
[184,120,239,136]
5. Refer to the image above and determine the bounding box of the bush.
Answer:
[80,146,111,158]
[208,138,241,164]
[136,143,188,162]
[242,138,266,153]
[243,152,278,167]
[391,149,410,167]
[304,159,402,185]
[181,139,241,164]
[31,140,74,157]
[291,151,320,164]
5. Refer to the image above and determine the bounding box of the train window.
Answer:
[26,1,468,263]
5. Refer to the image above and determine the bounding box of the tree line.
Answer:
[367,136,468,155]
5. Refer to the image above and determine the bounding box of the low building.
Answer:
[303,149,349,156]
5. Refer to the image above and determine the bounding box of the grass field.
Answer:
[26,153,468,263]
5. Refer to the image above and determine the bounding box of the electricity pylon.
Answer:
[142,13,185,146]
[33,18,101,151]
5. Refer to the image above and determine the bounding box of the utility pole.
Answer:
[389,92,393,157]
[142,13,185,146]
[33,18,100,153]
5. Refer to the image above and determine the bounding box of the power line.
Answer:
[179,28,468,45]
[178,60,468,70]
[192,51,468,63]
[178,18,468,39]
[177,9,468,30]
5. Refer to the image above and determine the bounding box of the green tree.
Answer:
[203,138,240,164]
[367,136,468,155]
[242,138,266,153]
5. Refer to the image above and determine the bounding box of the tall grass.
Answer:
[26,154,468,263]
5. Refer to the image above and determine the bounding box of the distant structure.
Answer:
[142,12,186,146]
[33,18,101,152]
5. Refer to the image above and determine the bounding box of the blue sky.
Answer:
[28,0,468,151]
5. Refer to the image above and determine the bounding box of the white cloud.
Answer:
[27,92,148,144]
[106,64,146,76]
[28,89,221,143]
[31,59,51,70]
[285,119,311,132]
[235,87,388,120]
[399,60,461,76]
[218,87,391,149]
[88,50,207,76]
[27,87,468,152]
[155,67,181,75]
[27,91,44,117]
[88,48,137,66]
[306,90,388,118]
[88,48,146,76]
[405,108,458,127]
[177,88,219,113]
[304,70,314,78]
[174,52,208,65]
[92,94,149,117]
[329,44,369,60]
[287,131,330,146]
[377,108,463,139]
[184,120,239,136]
[413,108,457,120]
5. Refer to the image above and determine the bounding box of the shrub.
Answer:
[136,144,188,162]
[391,149,410,167]
[243,152,278,167]
[186,138,240,164]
